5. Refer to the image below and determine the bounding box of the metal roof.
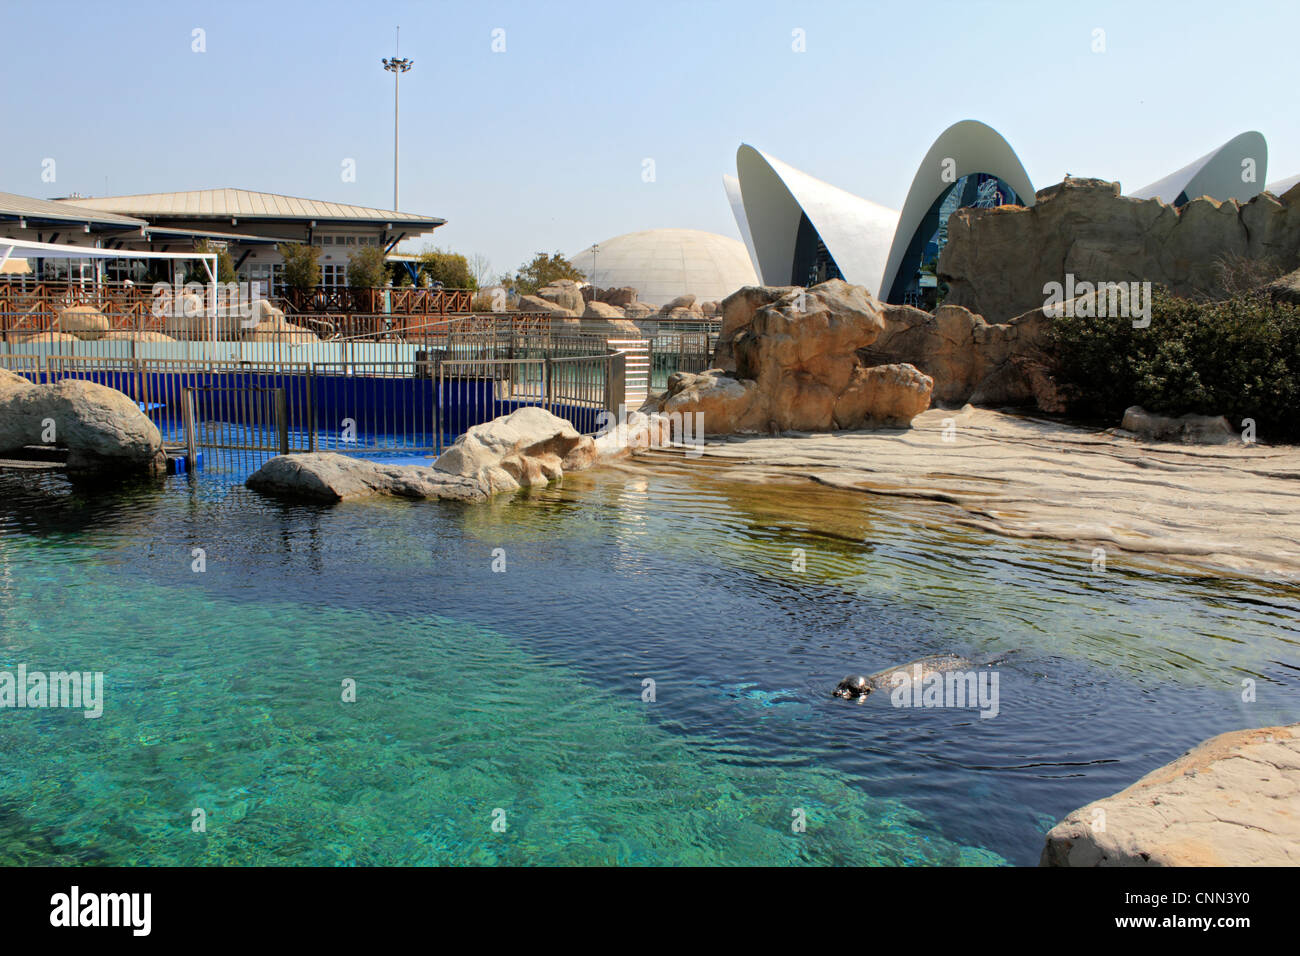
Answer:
[132,225,298,245]
[59,188,444,226]
[0,191,146,229]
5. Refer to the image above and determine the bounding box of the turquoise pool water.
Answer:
[0,462,1295,865]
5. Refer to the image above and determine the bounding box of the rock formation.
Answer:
[100,330,176,342]
[1041,723,1300,866]
[1118,406,1236,444]
[241,302,317,342]
[659,280,934,433]
[0,368,165,474]
[515,293,577,317]
[870,301,1061,410]
[535,279,585,314]
[56,304,111,340]
[247,406,674,503]
[939,177,1300,323]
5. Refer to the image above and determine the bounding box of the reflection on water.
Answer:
[0,461,1296,866]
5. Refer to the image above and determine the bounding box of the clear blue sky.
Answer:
[2,0,1295,279]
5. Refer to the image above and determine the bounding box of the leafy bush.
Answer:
[346,246,388,289]
[277,243,321,294]
[1049,287,1300,441]
[505,251,585,295]
[416,248,475,289]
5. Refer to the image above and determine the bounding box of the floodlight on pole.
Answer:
[382,26,413,210]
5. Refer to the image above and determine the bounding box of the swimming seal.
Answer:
[833,654,975,702]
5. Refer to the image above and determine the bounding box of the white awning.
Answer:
[0,237,217,282]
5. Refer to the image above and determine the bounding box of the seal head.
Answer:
[832,675,872,701]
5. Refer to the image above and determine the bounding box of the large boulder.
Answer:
[831,363,935,428]
[247,406,668,503]
[940,177,1300,323]
[242,303,317,342]
[664,280,933,433]
[579,302,642,336]
[433,406,588,494]
[658,294,698,315]
[0,369,165,474]
[5,331,80,345]
[596,286,639,308]
[582,301,626,320]
[1041,723,1300,866]
[871,301,1059,409]
[246,453,487,503]
[662,369,766,433]
[623,301,655,319]
[1260,266,1300,305]
[515,294,577,317]
[56,304,111,340]
[536,279,586,314]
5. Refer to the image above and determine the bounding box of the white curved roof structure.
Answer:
[1131,131,1268,205]
[726,123,1280,306]
[733,145,900,292]
[877,120,1034,301]
[568,228,758,307]
[1267,173,1300,197]
[722,174,760,277]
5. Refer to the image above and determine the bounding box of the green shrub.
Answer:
[277,243,321,294]
[346,246,388,289]
[1049,287,1300,441]
[416,248,475,289]
[504,251,585,295]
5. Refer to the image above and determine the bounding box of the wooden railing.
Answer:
[281,286,473,315]
[0,278,477,328]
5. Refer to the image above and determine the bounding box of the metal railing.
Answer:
[5,351,626,472]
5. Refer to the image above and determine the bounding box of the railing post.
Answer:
[434,354,443,456]
[544,357,554,413]
[605,348,626,413]
[182,387,198,471]
[276,387,289,456]
[306,367,316,453]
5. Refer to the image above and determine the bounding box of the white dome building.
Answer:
[569,228,759,307]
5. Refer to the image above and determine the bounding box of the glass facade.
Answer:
[886,173,1020,309]
[790,211,844,287]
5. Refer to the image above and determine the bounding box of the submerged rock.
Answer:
[247,405,672,503]
[0,368,165,475]
[246,453,488,503]
[1041,723,1300,866]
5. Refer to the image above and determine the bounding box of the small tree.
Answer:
[469,252,493,288]
[278,243,321,294]
[347,245,388,289]
[195,239,237,283]
[507,251,586,295]
[417,248,475,289]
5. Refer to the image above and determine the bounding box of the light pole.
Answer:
[382,27,412,211]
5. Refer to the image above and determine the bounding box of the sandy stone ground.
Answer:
[640,406,1300,582]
